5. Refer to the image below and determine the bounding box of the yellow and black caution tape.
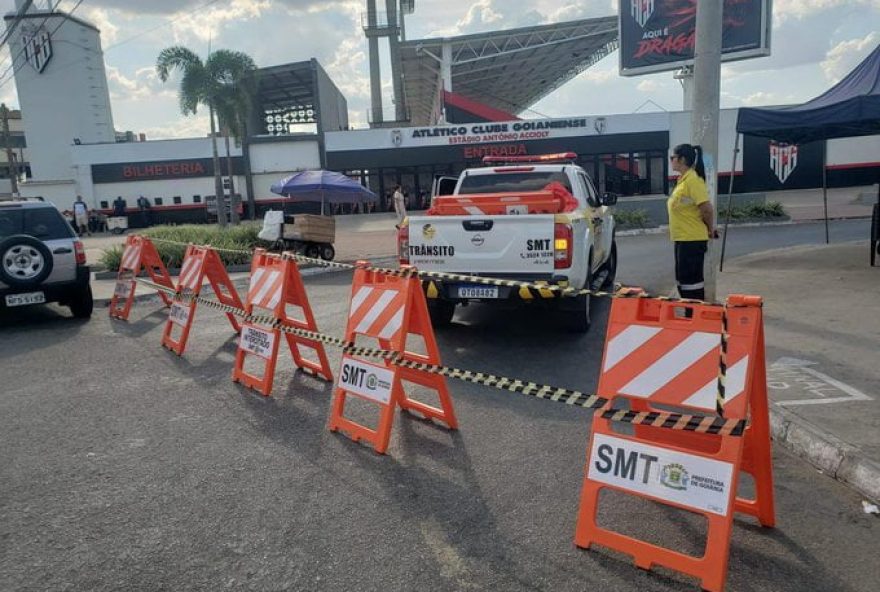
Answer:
[135,278,747,437]
[144,236,721,306]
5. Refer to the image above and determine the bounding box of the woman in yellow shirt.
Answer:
[667,144,718,301]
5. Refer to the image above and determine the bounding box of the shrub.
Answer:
[719,201,787,221]
[100,223,268,271]
[615,209,651,229]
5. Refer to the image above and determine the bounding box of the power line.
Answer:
[0,0,228,93]
[103,0,226,52]
[0,0,86,90]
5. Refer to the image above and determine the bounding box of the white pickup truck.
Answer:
[398,153,617,332]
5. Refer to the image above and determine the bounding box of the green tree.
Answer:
[156,46,256,227]
[211,51,257,224]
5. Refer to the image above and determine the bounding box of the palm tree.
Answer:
[211,51,257,224]
[156,47,256,227]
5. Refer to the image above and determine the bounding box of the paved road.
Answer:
[1,219,876,592]
[617,218,869,296]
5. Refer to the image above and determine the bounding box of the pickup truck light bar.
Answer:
[482,152,578,165]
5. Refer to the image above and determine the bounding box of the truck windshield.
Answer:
[458,172,573,195]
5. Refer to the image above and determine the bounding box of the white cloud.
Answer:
[79,6,122,46]
[171,0,271,43]
[140,114,210,140]
[636,79,659,92]
[820,32,878,83]
[106,65,172,102]
[773,0,880,24]
[580,67,615,83]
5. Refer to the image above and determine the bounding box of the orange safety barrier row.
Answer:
[574,295,775,592]
[161,245,245,355]
[109,236,175,321]
[232,249,333,396]
[329,261,458,454]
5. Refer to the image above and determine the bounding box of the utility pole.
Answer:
[690,0,723,301]
[1,104,19,195]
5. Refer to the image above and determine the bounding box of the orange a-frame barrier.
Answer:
[108,236,175,321]
[328,262,458,454]
[232,249,333,396]
[574,295,775,592]
[161,245,244,355]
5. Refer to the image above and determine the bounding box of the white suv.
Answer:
[0,199,93,318]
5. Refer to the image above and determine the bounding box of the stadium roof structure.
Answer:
[248,59,349,135]
[398,16,619,125]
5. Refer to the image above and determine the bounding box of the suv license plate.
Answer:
[5,291,46,307]
[457,285,499,299]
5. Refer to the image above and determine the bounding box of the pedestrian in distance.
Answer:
[393,184,406,229]
[72,195,90,237]
[137,195,152,227]
[112,195,126,217]
[667,143,719,301]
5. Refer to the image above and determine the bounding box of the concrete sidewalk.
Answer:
[719,241,880,501]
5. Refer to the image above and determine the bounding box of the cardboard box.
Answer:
[283,214,335,243]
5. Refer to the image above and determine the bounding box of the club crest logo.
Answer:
[390,129,403,147]
[660,463,689,490]
[630,0,655,28]
[769,141,798,184]
[22,26,53,73]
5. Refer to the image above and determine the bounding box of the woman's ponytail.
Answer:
[693,145,706,180]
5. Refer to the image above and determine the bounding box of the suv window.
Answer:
[458,172,573,195]
[0,207,75,241]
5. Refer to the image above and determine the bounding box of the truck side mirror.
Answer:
[602,192,618,206]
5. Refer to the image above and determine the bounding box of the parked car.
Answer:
[0,198,93,318]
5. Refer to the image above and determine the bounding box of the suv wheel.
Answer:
[0,234,54,287]
[69,285,94,319]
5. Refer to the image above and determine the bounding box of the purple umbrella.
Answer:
[270,170,377,215]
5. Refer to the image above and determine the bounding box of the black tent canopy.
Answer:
[721,43,880,265]
[736,44,880,143]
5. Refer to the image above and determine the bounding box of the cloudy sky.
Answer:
[1,0,878,139]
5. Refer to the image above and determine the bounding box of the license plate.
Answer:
[456,285,499,299]
[5,291,46,307]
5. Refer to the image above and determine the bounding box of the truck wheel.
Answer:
[305,244,320,259]
[320,244,335,261]
[427,300,455,327]
[69,285,94,319]
[601,240,617,288]
[565,255,592,333]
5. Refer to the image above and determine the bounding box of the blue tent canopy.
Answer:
[736,44,880,143]
[270,170,377,204]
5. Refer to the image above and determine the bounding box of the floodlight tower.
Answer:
[363,0,414,126]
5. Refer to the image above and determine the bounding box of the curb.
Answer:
[770,406,880,502]
[615,215,871,237]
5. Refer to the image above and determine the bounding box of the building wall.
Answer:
[8,11,115,181]
[314,60,349,132]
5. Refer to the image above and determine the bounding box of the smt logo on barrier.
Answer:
[114,280,133,298]
[239,324,276,360]
[168,302,190,327]
[588,433,734,516]
[338,355,394,404]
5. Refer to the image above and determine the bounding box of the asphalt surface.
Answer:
[1,219,876,592]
